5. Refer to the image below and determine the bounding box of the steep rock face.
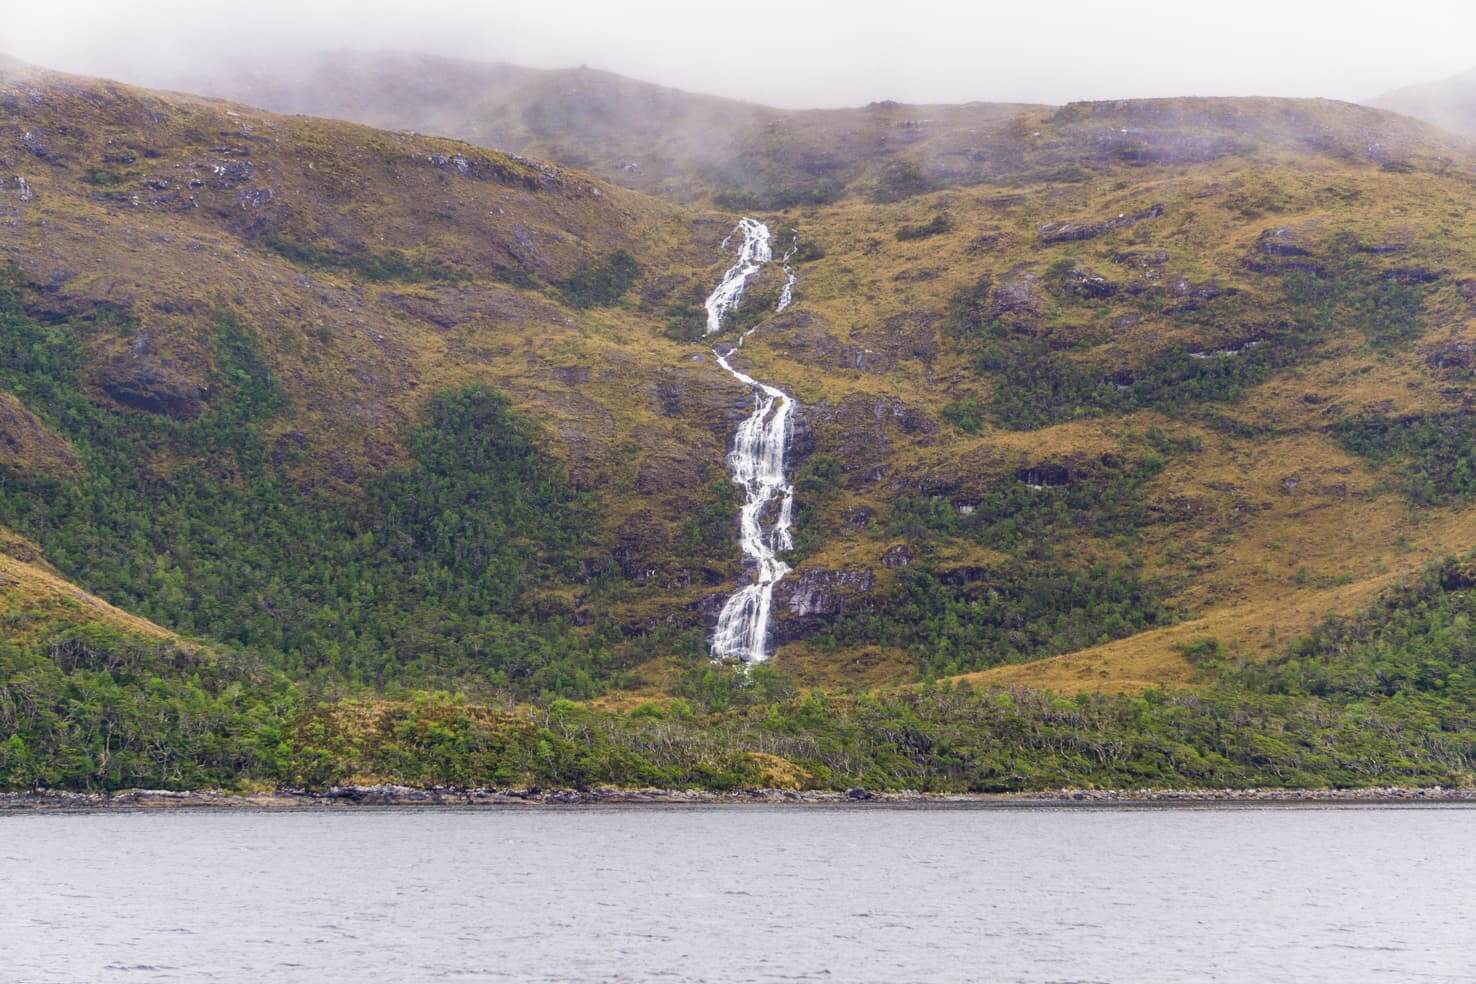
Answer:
[771,566,875,643]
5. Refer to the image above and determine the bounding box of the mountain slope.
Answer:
[163,52,1471,214]
[7,60,1476,792]
[1372,68,1476,140]
[5,58,1476,710]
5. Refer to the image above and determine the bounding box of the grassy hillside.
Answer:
[4,59,1476,791]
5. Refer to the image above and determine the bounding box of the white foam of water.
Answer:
[704,219,797,664]
[704,218,772,335]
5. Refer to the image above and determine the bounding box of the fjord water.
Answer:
[3,806,1473,984]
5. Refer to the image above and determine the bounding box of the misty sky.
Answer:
[6,0,1475,108]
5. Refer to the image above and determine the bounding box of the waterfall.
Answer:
[704,218,798,664]
[775,240,798,313]
[704,217,772,336]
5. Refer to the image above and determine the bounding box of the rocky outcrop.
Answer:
[1060,264,1116,298]
[5,785,1472,810]
[648,363,751,437]
[1245,226,1322,274]
[771,566,875,642]
[1038,203,1164,244]
[1380,267,1441,285]
[809,395,935,485]
[1256,227,1311,257]
[96,341,209,421]
[880,544,914,568]
[1425,341,1473,372]
[987,268,1041,322]
[1016,462,1076,488]
[1166,276,1226,302]
[769,310,938,374]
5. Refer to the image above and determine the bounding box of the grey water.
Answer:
[2,805,1473,983]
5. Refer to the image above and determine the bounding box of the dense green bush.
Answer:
[558,250,641,308]
[0,281,616,697]
[263,231,465,283]
[816,563,1168,678]
[1334,413,1476,505]
[8,558,1476,793]
[888,455,1162,551]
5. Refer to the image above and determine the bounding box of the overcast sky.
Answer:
[6,0,1474,108]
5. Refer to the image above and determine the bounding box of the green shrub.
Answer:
[558,250,641,308]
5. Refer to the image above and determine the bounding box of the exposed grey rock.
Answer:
[21,128,49,158]
[414,151,547,191]
[1038,203,1164,244]
[1256,227,1310,257]
[238,187,273,209]
[1380,267,1440,285]
[1426,341,1473,371]
[771,567,875,642]
[210,160,254,185]
[1062,265,1116,298]
[1112,249,1170,270]
[988,269,1040,319]
[881,543,914,568]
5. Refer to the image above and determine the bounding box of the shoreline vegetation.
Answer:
[3,785,1474,812]
[9,554,1476,796]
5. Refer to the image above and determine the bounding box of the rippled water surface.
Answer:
[3,804,1474,983]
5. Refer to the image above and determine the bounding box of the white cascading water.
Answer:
[704,217,772,335]
[704,218,798,664]
[775,241,797,313]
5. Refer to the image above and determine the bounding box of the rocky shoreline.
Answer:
[3,784,1475,811]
